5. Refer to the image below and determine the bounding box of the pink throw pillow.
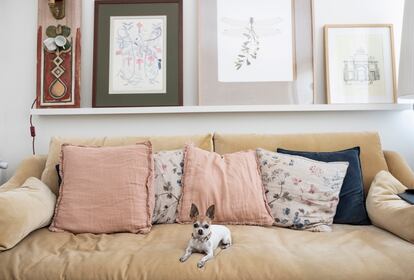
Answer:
[177,146,273,226]
[49,143,154,234]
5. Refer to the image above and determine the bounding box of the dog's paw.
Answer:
[179,256,187,263]
[197,261,205,269]
[221,243,231,249]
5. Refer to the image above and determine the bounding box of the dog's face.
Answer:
[190,204,215,238]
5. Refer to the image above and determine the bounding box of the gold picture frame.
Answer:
[324,24,397,104]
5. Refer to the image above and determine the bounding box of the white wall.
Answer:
[1,0,414,184]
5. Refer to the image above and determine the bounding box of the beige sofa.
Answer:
[1,132,414,280]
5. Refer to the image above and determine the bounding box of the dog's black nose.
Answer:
[198,229,203,235]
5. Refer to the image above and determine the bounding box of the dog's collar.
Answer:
[192,232,212,242]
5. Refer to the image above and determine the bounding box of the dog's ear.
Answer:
[206,205,215,220]
[190,203,199,219]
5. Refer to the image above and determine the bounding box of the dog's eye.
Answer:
[203,224,209,229]
[193,223,199,228]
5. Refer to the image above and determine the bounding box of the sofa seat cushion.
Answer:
[0,225,413,280]
[214,132,388,194]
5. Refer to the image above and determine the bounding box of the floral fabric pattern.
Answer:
[256,149,349,232]
[152,150,184,224]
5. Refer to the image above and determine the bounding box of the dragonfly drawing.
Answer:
[220,17,283,70]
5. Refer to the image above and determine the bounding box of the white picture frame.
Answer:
[325,24,397,104]
[199,0,316,106]
[108,15,167,95]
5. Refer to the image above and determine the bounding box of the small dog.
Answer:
[179,204,232,268]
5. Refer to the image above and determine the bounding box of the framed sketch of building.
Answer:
[325,25,397,104]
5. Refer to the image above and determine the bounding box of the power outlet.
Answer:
[0,161,8,170]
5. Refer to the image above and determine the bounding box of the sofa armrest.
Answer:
[383,151,414,189]
[0,156,47,192]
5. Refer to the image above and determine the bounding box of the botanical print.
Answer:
[256,149,349,232]
[327,27,395,104]
[153,150,184,224]
[109,16,167,94]
[217,0,294,82]
[221,17,282,70]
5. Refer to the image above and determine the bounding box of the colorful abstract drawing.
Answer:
[109,16,167,94]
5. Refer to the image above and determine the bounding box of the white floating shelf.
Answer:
[30,104,412,116]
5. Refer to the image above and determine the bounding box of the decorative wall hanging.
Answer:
[36,0,81,108]
[199,0,315,105]
[93,0,183,107]
[325,24,397,104]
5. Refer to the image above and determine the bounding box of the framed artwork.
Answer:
[93,0,182,107]
[36,0,81,108]
[325,24,397,104]
[199,0,315,105]
[216,0,295,83]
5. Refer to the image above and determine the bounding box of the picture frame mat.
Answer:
[108,15,168,95]
[216,0,296,83]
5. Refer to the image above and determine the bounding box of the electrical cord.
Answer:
[30,98,37,155]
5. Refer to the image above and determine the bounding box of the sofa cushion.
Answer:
[49,143,154,234]
[153,149,184,224]
[277,147,370,225]
[257,149,349,232]
[0,225,413,280]
[214,132,388,194]
[177,146,274,226]
[366,171,414,243]
[41,134,213,195]
[0,177,56,251]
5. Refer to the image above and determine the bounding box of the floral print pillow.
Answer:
[152,150,184,224]
[256,149,349,232]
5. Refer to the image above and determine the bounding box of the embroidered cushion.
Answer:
[153,150,184,224]
[277,147,370,225]
[49,143,154,234]
[177,146,274,226]
[256,149,349,232]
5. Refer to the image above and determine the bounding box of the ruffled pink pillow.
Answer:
[177,146,273,226]
[50,142,154,234]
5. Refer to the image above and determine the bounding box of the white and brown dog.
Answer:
[179,204,232,268]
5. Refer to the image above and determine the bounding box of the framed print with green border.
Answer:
[93,0,183,107]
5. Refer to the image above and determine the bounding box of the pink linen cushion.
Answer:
[49,143,154,234]
[177,146,274,226]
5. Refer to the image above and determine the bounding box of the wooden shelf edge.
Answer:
[30,104,412,116]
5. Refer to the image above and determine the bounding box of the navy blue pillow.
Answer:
[277,147,370,225]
